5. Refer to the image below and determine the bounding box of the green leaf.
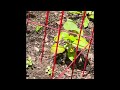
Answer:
[63,19,78,30]
[26,56,33,66]
[75,28,84,36]
[88,11,94,19]
[67,19,74,22]
[68,11,81,14]
[46,66,52,75]
[64,44,68,48]
[28,56,31,60]
[83,16,89,28]
[35,25,43,32]
[67,49,76,61]
[72,36,89,49]
[26,60,29,64]
[48,71,52,75]
[51,43,65,54]
[74,36,79,39]
[29,62,32,65]
[47,66,51,69]
[63,19,84,36]
[68,35,77,41]
[92,11,94,15]
[26,65,28,68]
[88,14,94,19]
[86,11,92,15]
[54,32,69,42]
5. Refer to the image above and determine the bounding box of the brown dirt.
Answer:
[26,11,94,79]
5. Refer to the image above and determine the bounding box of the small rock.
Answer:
[37,67,41,69]
[72,75,77,79]
[44,47,48,51]
[54,11,58,15]
[60,75,66,79]
[82,71,87,75]
[88,53,94,61]
[65,70,72,77]
[45,43,49,45]
[85,74,91,79]
[67,69,72,73]
[77,70,81,72]
[56,21,60,25]
[34,47,39,52]
[77,74,81,79]
[86,66,91,71]
[56,20,64,25]
[91,64,94,68]
[45,36,49,42]
[33,77,36,79]
[65,72,71,77]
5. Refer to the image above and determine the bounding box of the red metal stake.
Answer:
[40,11,49,63]
[71,11,86,79]
[51,11,64,79]
[82,28,94,77]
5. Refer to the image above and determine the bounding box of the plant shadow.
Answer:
[56,50,90,70]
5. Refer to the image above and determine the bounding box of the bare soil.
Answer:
[26,11,94,79]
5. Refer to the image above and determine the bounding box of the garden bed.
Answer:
[26,11,94,79]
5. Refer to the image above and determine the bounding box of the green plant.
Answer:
[45,66,52,76]
[69,11,94,28]
[50,18,90,61]
[26,56,33,68]
[35,25,43,32]
[68,11,82,15]
[83,16,89,28]
[51,43,65,54]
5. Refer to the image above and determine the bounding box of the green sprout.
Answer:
[83,16,89,28]
[63,19,84,36]
[68,11,94,28]
[45,66,52,76]
[50,43,65,54]
[35,25,43,32]
[68,11,82,15]
[26,56,33,68]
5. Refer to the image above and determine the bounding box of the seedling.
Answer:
[68,11,82,15]
[68,11,94,28]
[83,16,89,28]
[35,25,43,32]
[63,19,84,35]
[51,18,90,62]
[26,56,33,68]
[45,66,52,76]
[87,11,94,19]
[51,43,65,54]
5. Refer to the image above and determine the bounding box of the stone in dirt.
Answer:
[88,53,94,61]
[34,47,39,52]
[85,74,91,79]
[44,47,48,51]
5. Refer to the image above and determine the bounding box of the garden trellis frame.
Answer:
[26,11,94,79]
